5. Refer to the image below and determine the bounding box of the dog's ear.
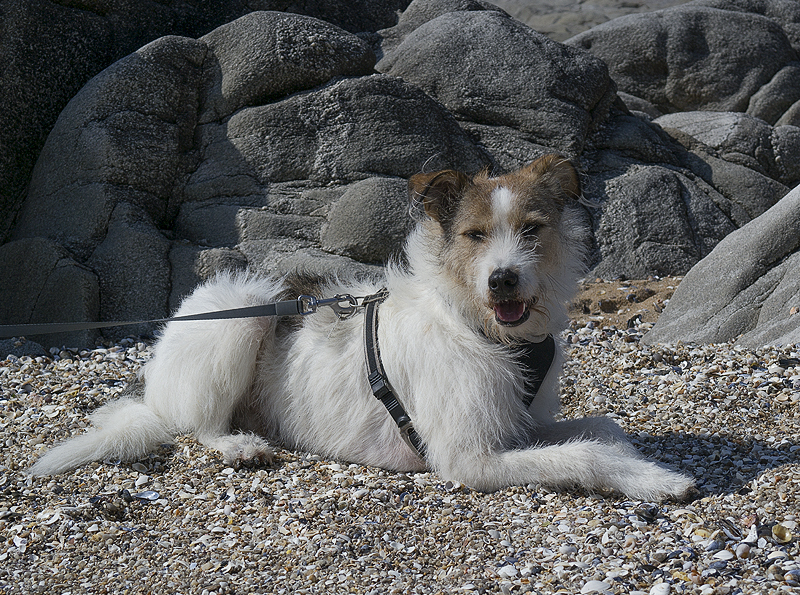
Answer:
[521,154,581,203]
[408,170,471,223]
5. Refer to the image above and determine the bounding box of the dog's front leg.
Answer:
[429,438,695,502]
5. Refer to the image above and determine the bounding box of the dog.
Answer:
[30,154,695,501]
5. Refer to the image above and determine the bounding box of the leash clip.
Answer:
[298,294,359,319]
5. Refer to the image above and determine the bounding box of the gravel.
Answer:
[1,323,799,594]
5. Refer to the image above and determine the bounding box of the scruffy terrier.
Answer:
[31,155,694,501]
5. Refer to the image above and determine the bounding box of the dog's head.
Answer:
[408,154,585,341]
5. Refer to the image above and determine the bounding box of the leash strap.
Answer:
[0,302,303,338]
[519,334,556,409]
[0,294,365,339]
[363,289,427,459]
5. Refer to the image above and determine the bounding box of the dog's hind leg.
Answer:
[141,273,279,466]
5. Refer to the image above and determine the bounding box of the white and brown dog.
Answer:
[30,155,695,501]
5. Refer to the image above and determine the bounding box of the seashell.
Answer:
[708,560,727,570]
[735,543,751,559]
[713,549,734,560]
[636,504,660,523]
[767,564,785,580]
[718,518,743,540]
[132,490,160,501]
[785,569,800,586]
[767,549,789,560]
[772,523,792,544]
[497,565,518,579]
[705,539,725,552]
[581,580,611,594]
[742,524,759,544]
[651,550,669,563]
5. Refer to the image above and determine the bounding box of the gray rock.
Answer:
[189,74,489,191]
[6,0,800,349]
[654,112,778,179]
[276,248,385,281]
[746,61,800,125]
[643,183,800,347]
[455,123,555,174]
[378,9,615,156]
[0,1,111,243]
[272,0,412,34]
[168,244,249,312]
[658,126,790,223]
[0,237,100,348]
[85,203,171,341]
[0,338,49,359]
[567,4,795,114]
[199,12,377,123]
[491,0,693,42]
[617,92,664,120]
[0,0,410,242]
[777,99,800,127]
[377,0,507,56]
[10,34,207,261]
[322,177,412,263]
[592,111,679,165]
[693,0,800,53]
[589,163,737,279]
[772,125,800,186]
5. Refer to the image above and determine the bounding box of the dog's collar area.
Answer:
[364,289,556,460]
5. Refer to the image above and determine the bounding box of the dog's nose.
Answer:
[488,269,518,295]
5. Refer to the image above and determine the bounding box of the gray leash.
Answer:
[0,294,361,338]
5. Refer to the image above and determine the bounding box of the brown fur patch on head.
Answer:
[408,170,471,229]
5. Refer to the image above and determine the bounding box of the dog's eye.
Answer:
[521,224,541,240]
[464,230,486,242]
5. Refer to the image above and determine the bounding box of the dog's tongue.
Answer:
[494,301,526,323]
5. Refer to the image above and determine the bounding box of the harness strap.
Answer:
[364,290,557,458]
[519,334,556,409]
[363,289,427,459]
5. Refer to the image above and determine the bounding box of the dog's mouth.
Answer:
[493,300,531,327]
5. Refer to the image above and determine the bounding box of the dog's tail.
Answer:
[28,396,174,477]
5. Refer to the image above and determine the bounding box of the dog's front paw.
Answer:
[622,465,697,502]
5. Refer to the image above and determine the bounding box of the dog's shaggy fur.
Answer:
[30,155,695,501]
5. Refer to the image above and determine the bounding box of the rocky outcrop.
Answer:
[0,0,411,243]
[567,2,799,116]
[1,0,799,347]
[643,183,800,347]
[376,9,616,159]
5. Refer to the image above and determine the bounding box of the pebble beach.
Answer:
[2,313,799,594]
[2,1,799,592]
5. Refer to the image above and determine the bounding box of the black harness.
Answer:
[363,289,556,460]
